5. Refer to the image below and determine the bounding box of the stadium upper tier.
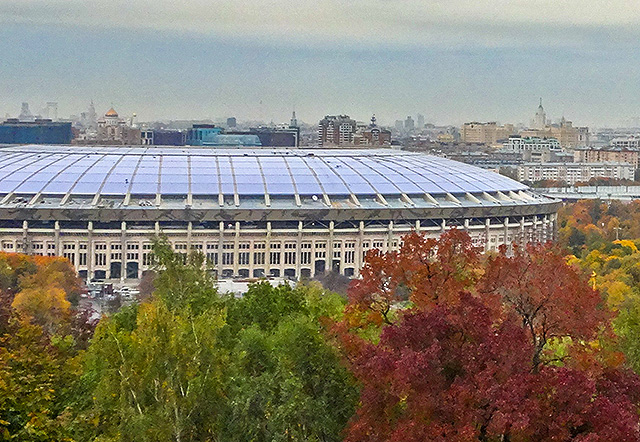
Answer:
[0,145,554,220]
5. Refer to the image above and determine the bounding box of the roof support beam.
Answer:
[446,193,462,205]
[465,192,482,204]
[482,191,500,203]
[423,193,438,205]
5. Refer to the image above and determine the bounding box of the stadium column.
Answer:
[387,221,394,254]
[87,221,94,279]
[356,221,365,277]
[54,221,61,256]
[519,216,525,246]
[296,221,302,278]
[485,218,491,252]
[266,222,272,276]
[21,221,28,254]
[503,217,509,249]
[121,221,127,283]
[543,214,550,242]
[187,222,192,253]
[234,221,240,276]
[327,221,334,274]
[218,221,224,276]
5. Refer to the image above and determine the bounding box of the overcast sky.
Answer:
[1,0,640,126]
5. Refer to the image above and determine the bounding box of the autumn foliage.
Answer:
[0,253,91,441]
[348,230,482,324]
[341,230,640,441]
[3,229,640,441]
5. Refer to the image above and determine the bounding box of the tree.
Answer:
[0,321,82,442]
[80,299,227,442]
[478,243,610,371]
[12,287,70,336]
[341,231,640,441]
[222,282,358,442]
[0,255,87,442]
[77,240,228,442]
[345,292,640,442]
[348,230,480,325]
[151,237,219,314]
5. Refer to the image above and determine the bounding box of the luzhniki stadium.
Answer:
[0,145,559,281]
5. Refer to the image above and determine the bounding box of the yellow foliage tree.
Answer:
[11,287,70,334]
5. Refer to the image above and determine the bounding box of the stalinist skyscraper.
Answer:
[533,98,546,129]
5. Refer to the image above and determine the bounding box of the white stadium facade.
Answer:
[0,145,559,282]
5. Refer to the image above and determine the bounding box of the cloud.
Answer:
[1,0,639,49]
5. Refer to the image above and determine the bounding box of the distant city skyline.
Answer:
[3,1,640,127]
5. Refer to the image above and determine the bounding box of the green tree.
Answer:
[79,299,227,442]
[77,240,228,442]
[222,282,358,442]
[151,237,220,315]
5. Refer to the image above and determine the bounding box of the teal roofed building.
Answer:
[187,124,261,146]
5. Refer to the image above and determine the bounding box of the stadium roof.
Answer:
[0,145,527,198]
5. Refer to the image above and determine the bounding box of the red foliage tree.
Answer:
[342,232,640,442]
[478,243,611,371]
[348,230,481,324]
[345,293,640,442]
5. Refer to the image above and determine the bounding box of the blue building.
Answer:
[141,129,187,146]
[0,119,73,145]
[187,124,261,147]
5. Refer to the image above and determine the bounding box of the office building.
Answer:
[517,162,634,185]
[504,136,562,162]
[318,115,357,146]
[141,129,187,146]
[573,146,640,168]
[0,119,72,145]
[405,116,415,132]
[461,122,516,145]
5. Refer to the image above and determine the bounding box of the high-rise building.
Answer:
[533,98,546,129]
[18,102,34,121]
[573,146,640,168]
[395,120,404,132]
[87,101,97,130]
[518,162,634,185]
[405,116,415,132]
[417,114,425,130]
[290,111,298,128]
[44,102,58,121]
[226,117,237,128]
[318,115,357,146]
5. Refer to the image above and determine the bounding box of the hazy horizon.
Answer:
[3,0,640,127]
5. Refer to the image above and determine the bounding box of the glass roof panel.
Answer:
[160,155,189,194]
[0,147,530,201]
